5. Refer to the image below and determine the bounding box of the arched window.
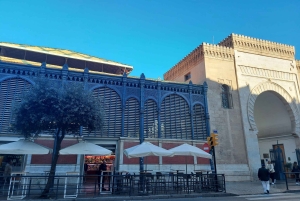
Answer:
[221,84,233,109]
[0,78,32,134]
[91,87,122,137]
[160,94,191,139]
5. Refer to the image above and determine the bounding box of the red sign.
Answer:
[203,143,210,153]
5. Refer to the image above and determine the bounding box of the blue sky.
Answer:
[0,0,299,79]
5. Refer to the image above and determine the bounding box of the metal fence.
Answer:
[0,172,226,200]
[283,172,300,190]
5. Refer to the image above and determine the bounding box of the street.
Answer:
[132,193,300,201]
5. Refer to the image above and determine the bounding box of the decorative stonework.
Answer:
[239,65,296,81]
[164,43,234,81]
[296,60,300,70]
[217,78,232,88]
[247,81,300,136]
[219,34,295,60]
[202,43,234,60]
[164,44,204,81]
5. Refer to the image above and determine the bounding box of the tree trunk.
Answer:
[40,128,65,198]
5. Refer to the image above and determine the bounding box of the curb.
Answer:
[27,193,238,201]
[65,193,236,201]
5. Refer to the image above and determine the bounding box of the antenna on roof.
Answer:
[213,36,214,44]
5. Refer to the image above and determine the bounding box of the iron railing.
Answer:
[0,172,226,200]
[283,172,300,190]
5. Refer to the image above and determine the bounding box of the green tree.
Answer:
[13,80,104,198]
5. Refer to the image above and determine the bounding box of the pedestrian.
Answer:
[98,160,107,191]
[3,160,13,184]
[266,160,275,185]
[258,163,270,194]
[291,161,300,185]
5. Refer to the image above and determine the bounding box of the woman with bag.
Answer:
[266,160,276,185]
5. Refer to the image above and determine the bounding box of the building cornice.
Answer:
[218,33,295,60]
[164,43,234,81]
[202,43,234,60]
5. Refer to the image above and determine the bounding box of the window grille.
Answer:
[0,78,32,134]
[124,98,140,138]
[221,84,233,109]
[90,87,122,137]
[160,94,191,139]
[144,99,158,138]
[193,104,207,140]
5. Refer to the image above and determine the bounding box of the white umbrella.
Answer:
[169,143,212,173]
[0,139,51,155]
[59,141,112,155]
[124,142,174,158]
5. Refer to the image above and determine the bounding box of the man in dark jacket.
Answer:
[258,163,270,194]
[98,160,107,191]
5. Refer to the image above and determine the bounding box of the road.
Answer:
[132,193,300,201]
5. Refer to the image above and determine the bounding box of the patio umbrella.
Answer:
[169,143,212,173]
[0,139,51,155]
[124,142,174,171]
[59,141,112,155]
[124,142,174,158]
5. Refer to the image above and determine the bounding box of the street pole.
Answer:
[212,146,218,192]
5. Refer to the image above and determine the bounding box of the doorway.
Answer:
[269,144,285,180]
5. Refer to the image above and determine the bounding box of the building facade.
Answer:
[0,43,211,175]
[164,33,300,181]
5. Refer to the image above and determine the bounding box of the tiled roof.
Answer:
[0,42,133,69]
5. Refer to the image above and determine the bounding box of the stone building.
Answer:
[0,42,210,176]
[164,33,300,181]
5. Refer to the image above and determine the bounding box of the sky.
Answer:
[0,0,299,79]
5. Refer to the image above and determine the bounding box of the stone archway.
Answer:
[247,81,300,137]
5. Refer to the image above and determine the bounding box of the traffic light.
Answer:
[211,133,219,146]
[207,134,219,147]
[207,136,213,147]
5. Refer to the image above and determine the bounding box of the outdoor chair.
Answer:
[174,172,185,193]
[154,172,167,194]
[112,173,131,195]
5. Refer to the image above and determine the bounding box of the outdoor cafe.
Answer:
[0,140,225,200]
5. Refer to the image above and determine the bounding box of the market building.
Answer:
[0,42,210,182]
[164,33,300,181]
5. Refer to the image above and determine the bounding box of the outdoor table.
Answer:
[141,170,153,173]
[194,170,211,189]
[171,169,184,174]
[170,170,185,192]
[138,172,154,195]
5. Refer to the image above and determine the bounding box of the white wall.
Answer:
[258,135,297,164]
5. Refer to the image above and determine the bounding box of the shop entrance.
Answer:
[83,144,116,192]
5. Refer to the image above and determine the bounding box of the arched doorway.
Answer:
[247,81,300,180]
[254,91,294,179]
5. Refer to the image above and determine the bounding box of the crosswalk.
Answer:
[238,193,300,200]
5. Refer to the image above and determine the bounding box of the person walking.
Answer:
[98,160,107,191]
[3,160,13,184]
[258,163,270,194]
[291,161,300,185]
[266,160,275,185]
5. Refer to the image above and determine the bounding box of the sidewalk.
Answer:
[226,180,300,195]
[5,180,300,201]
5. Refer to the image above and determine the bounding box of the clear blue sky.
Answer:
[0,0,299,79]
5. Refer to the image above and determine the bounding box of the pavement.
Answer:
[226,180,295,195]
[4,180,300,200]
